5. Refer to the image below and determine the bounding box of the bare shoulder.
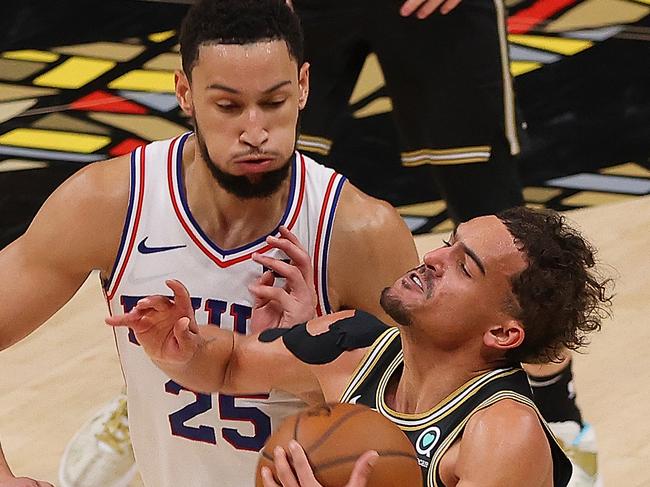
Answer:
[450,400,552,486]
[60,154,131,206]
[327,182,419,317]
[466,399,547,439]
[21,154,133,275]
[334,182,411,241]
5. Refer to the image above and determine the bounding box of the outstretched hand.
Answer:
[260,440,378,487]
[105,279,202,366]
[249,226,318,333]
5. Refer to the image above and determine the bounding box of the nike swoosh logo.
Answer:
[349,395,362,404]
[137,237,186,255]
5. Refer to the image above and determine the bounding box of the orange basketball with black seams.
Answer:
[256,403,422,487]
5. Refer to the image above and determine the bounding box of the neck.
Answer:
[182,137,292,249]
[387,328,506,414]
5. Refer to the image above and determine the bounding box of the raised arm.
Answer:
[106,280,379,402]
[0,156,129,350]
[328,183,419,324]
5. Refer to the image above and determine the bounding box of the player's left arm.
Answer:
[328,183,419,324]
[454,400,553,487]
[106,283,376,403]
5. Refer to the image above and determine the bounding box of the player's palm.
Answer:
[249,227,317,334]
[250,270,315,333]
[261,441,377,487]
[106,279,202,365]
[250,272,285,332]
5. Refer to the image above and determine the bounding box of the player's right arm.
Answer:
[0,156,130,350]
[106,280,378,403]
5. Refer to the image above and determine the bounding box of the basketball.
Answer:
[256,403,422,487]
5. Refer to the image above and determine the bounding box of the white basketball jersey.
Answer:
[104,133,346,486]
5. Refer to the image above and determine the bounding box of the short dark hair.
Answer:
[179,0,304,77]
[497,207,613,364]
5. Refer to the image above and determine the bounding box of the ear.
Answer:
[298,62,310,110]
[483,319,524,351]
[175,70,194,117]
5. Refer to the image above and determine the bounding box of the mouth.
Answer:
[409,272,425,293]
[233,153,276,163]
[233,156,275,173]
[235,156,273,163]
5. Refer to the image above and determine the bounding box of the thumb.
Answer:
[346,451,379,487]
[259,270,275,287]
[173,317,198,347]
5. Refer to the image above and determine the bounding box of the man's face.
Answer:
[381,216,527,348]
[176,40,308,197]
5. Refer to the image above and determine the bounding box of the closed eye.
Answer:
[216,102,240,112]
[444,238,472,277]
[263,99,286,109]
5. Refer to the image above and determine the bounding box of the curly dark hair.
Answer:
[179,0,303,77]
[497,207,613,364]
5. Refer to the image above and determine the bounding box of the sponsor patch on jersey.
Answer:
[416,426,441,458]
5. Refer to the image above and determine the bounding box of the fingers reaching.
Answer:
[260,465,281,487]
[262,226,313,281]
[252,253,304,288]
[273,446,300,487]
[287,440,320,486]
[166,279,193,311]
[172,317,200,352]
[346,450,379,487]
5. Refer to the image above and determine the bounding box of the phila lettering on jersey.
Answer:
[339,327,573,487]
[103,132,346,487]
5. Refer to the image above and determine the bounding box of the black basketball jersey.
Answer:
[339,326,573,487]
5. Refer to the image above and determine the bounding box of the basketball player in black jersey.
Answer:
[108,206,612,486]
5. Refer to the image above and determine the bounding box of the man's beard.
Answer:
[194,117,292,199]
[380,287,413,327]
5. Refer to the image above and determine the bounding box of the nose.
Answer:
[239,107,269,149]
[422,246,456,275]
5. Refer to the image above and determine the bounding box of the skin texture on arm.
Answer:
[0,156,130,350]
[446,400,553,487]
[327,183,419,324]
[108,292,367,404]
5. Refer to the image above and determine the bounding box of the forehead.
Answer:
[191,40,297,89]
[456,216,527,276]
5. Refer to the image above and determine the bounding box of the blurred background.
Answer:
[0,0,649,244]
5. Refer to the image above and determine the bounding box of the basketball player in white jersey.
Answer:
[0,1,418,485]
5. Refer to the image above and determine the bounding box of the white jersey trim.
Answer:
[105,145,146,300]
[167,133,307,267]
[312,172,346,315]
